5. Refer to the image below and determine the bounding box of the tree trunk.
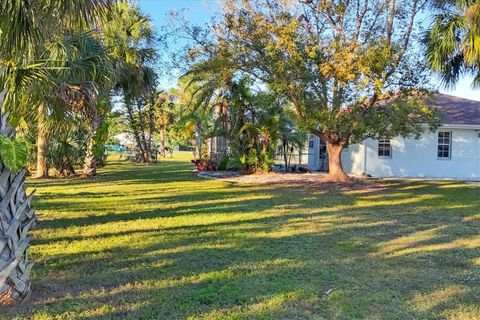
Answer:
[125,99,147,163]
[82,138,96,177]
[283,141,288,172]
[326,142,350,182]
[159,126,166,158]
[288,146,293,170]
[35,103,48,178]
[138,105,150,163]
[67,161,76,176]
[195,120,202,160]
[209,137,213,160]
[0,104,37,305]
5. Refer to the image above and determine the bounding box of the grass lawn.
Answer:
[2,152,480,319]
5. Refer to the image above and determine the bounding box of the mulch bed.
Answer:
[196,170,390,192]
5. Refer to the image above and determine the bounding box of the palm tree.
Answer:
[52,32,114,177]
[0,0,112,305]
[153,91,176,158]
[426,0,480,87]
[180,63,235,160]
[102,0,158,162]
[33,30,114,178]
[278,114,307,172]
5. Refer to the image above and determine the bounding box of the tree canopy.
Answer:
[183,0,440,181]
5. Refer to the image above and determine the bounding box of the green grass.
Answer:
[2,152,480,319]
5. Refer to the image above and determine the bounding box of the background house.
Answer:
[114,133,137,148]
[308,94,480,179]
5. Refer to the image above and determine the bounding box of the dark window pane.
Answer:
[378,138,391,157]
[438,145,450,158]
[437,132,452,159]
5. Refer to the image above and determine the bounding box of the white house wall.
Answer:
[359,129,479,178]
[307,135,364,173]
[308,129,480,179]
[342,143,364,174]
[307,135,320,170]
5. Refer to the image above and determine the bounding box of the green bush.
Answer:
[217,154,229,170]
[226,154,242,171]
[224,149,273,173]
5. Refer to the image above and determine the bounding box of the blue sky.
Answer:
[138,0,480,101]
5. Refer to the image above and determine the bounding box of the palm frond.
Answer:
[426,0,480,88]
[0,0,114,58]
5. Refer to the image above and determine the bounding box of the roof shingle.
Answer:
[433,94,480,126]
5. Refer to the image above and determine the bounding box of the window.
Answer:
[437,131,452,159]
[378,139,392,158]
[309,140,314,148]
[276,146,284,157]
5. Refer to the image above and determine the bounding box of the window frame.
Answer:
[437,131,452,160]
[378,138,392,159]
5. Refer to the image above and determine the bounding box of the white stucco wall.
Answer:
[307,135,319,170]
[308,128,480,179]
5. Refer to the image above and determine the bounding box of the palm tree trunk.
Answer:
[159,126,166,158]
[0,98,37,305]
[137,106,150,163]
[82,138,96,177]
[195,120,202,160]
[35,103,48,178]
[147,102,156,161]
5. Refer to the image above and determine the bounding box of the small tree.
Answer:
[279,113,307,172]
[154,91,177,158]
[103,0,158,162]
[123,91,159,163]
[208,76,289,173]
[186,0,439,181]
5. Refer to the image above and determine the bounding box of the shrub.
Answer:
[191,159,217,171]
[217,154,229,171]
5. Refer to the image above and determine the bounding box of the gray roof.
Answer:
[433,94,480,126]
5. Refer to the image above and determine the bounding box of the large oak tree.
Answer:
[186,0,439,181]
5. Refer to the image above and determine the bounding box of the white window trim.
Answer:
[378,138,392,159]
[437,131,452,160]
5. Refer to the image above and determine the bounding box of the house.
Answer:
[208,135,228,161]
[308,94,480,179]
[114,133,137,148]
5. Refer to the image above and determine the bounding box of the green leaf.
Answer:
[0,136,27,173]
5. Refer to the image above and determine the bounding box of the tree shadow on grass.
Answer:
[27,158,199,189]
[4,162,480,319]
[21,208,480,318]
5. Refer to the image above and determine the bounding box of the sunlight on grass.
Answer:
[2,152,479,319]
[409,285,469,311]
[195,290,310,320]
[375,227,480,257]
